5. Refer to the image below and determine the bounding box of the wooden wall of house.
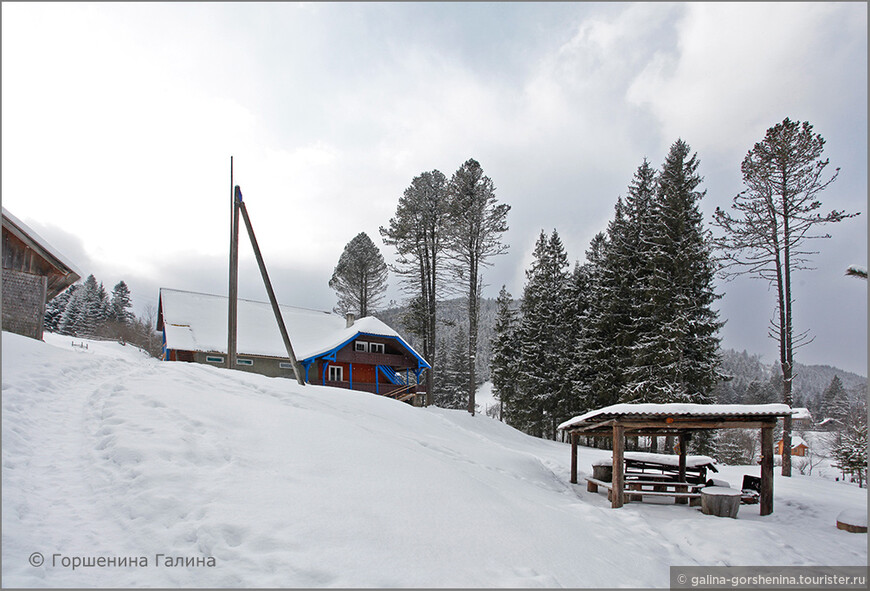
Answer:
[2,267,47,340]
[2,226,75,299]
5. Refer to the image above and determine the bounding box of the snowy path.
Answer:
[2,332,866,588]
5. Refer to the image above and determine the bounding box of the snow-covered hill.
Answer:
[2,332,866,588]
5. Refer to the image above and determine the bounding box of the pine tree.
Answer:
[490,285,518,422]
[444,158,510,415]
[329,232,389,317]
[712,118,859,477]
[380,170,449,405]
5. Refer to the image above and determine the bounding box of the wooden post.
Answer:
[570,432,578,484]
[676,432,688,504]
[236,189,306,386]
[612,424,625,508]
[227,157,239,369]
[760,425,774,515]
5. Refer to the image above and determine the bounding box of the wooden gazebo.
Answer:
[558,403,795,515]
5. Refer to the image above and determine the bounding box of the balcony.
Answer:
[334,350,416,368]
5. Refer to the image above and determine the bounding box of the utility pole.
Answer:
[227,156,239,369]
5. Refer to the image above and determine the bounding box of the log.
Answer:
[836,509,867,533]
[701,486,742,518]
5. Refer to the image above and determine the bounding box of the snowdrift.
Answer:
[2,332,866,588]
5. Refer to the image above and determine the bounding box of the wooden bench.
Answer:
[585,477,613,494]
[586,476,702,505]
[627,482,703,505]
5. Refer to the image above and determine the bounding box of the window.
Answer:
[236,358,253,366]
[369,342,385,354]
[279,362,295,369]
[206,355,224,364]
[328,365,343,381]
[354,341,368,353]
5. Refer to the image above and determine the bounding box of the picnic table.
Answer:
[588,451,719,505]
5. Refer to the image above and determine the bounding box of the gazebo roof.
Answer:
[558,402,794,435]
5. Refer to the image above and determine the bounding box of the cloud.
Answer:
[626,3,867,158]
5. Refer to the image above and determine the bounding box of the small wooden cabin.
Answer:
[156,288,430,404]
[2,207,81,339]
[776,436,809,457]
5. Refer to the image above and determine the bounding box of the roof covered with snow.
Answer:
[2,207,83,279]
[778,435,809,449]
[558,402,794,431]
[157,288,428,367]
[791,407,812,420]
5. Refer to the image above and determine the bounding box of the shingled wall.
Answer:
[2,268,47,340]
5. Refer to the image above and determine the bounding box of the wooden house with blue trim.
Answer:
[156,288,429,403]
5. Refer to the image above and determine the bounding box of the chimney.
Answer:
[346,313,355,328]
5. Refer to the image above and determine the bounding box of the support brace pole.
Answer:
[235,186,306,386]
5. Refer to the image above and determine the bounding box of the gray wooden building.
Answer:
[2,207,81,339]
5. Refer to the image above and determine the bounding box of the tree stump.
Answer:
[592,464,612,482]
[836,509,867,533]
[701,486,741,518]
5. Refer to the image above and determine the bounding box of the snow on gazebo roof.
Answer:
[558,402,794,431]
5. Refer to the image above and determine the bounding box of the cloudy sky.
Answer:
[3,2,866,375]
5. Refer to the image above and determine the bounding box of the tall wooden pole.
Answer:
[760,424,774,515]
[235,187,306,386]
[570,432,578,484]
[612,424,625,508]
[227,156,239,369]
[675,433,688,504]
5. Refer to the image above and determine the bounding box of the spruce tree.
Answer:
[59,282,86,336]
[490,285,518,422]
[45,285,73,333]
[110,281,134,325]
[515,230,572,439]
[434,326,468,410]
[821,375,851,424]
[573,232,620,412]
[624,140,722,404]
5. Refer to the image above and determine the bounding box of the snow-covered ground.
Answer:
[2,332,866,588]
